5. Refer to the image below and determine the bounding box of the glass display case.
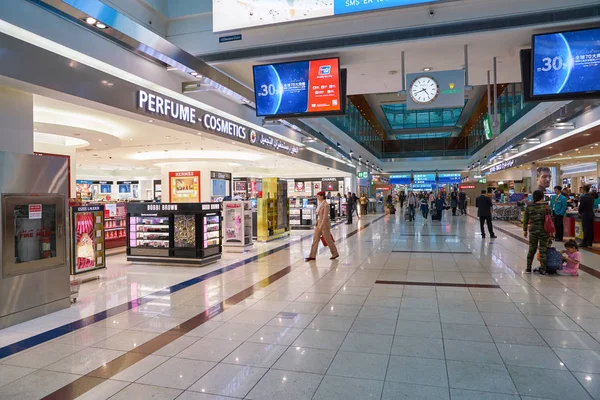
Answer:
[126,202,222,265]
[222,201,253,249]
[104,202,127,249]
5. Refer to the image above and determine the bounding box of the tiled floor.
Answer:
[2,209,600,399]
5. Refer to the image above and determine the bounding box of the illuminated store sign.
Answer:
[138,90,197,123]
[202,114,247,140]
[487,159,516,174]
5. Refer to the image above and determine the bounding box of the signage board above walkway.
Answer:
[213,0,440,32]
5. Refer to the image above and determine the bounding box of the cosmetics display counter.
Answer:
[126,202,222,265]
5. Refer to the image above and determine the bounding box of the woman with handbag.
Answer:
[306,191,339,261]
[523,190,554,275]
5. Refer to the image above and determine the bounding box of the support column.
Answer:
[0,87,33,154]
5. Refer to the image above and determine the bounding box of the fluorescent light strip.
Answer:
[481,119,600,171]
[0,19,304,148]
[306,147,347,164]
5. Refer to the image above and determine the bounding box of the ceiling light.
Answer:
[423,67,433,72]
[148,119,154,123]
[95,22,107,29]
[98,138,103,142]
[190,72,198,76]
[197,132,202,135]
[166,136,170,139]
[556,118,562,122]
[85,17,97,25]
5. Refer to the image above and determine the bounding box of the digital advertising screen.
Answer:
[253,58,343,118]
[532,27,600,97]
[213,0,440,32]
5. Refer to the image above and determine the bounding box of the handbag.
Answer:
[544,207,555,234]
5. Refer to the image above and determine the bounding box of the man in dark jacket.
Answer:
[458,190,467,215]
[579,185,595,247]
[346,192,354,224]
[476,190,497,239]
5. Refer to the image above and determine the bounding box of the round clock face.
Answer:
[409,76,440,104]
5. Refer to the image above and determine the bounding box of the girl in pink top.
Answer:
[559,240,580,276]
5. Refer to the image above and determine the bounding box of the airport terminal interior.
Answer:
[2,0,600,399]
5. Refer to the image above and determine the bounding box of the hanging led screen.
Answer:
[531,27,600,98]
[253,58,346,118]
[213,0,440,32]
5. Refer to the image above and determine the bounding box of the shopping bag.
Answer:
[320,235,335,246]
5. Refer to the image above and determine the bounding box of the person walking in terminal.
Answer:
[450,191,458,216]
[476,190,497,239]
[458,189,467,215]
[579,184,595,247]
[420,195,429,219]
[524,190,550,275]
[433,192,446,221]
[407,191,417,222]
[306,191,339,261]
[551,185,567,242]
[399,191,406,209]
[360,193,367,215]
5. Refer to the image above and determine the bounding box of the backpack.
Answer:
[546,247,562,274]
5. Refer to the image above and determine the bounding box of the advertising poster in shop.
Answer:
[224,202,243,243]
[253,58,341,117]
[531,165,556,194]
[170,171,200,203]
[213,0,439,32]
[71,205,105,275]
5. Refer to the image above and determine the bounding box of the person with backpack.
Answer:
[523,190,551,275]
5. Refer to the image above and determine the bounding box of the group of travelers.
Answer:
[397,190,469,222]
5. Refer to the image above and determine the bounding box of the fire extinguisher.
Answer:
[41,229,52,258]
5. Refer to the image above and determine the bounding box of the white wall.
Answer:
[0,87,33,154]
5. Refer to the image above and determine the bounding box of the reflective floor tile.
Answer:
[247,325,304,346]
[283,302,326,314]
[246,369,322,400]
[267,313,316,329]
[357,306,399,319]
[320,304,362,318]
[137,358,215,390]
[0,364,35,388]
[184,321,224,338]
[573,372,600,400]
[488,326,546,346]
[382,382,449,400]
[497,343,565,370]
[189,363,267,398]
[205,322,261,342]
[0,369,79,400]
[442,324,493,342]
[45,347,125,375]
[440,311,485,326]
[292,329,346,350]
[395,320,442,338]
[340,332,393,354]
[307,315,354,332]
[75,379,130,400]
[108,383,182,400]
[481,313,532,328]
[508,365,592,400]
[391,336,445,359]
[273,346,336,374]
[554,348,600,374]
[221,342,287,368]
[351,318,396,335]
[538,330,600,350]
[364,296,402,308]
[112,354,169,382]
[2,342,85,370]
[327,351,389,380]
[176,338,242,362]
[314,376,383,400]
[526,315,583,331]
[447,361,517,394]
[153,336,199,357]
[386,356,448,388]
[444,339,503,364]
[177,391,238,400]
[450,389,520,400]
[55,326,124,347]
[93,330,160,352]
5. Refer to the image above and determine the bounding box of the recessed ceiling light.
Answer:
[166,136,170,139]
[190,72,198,76]
[95,22,107,29]
[148,119,154,123]
[85,17,97,25]
[197,132,202,135]
[129,138,133,141]
[423,67,433,72]
[98,138,103,142]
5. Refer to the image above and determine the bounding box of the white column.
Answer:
[0,87,33,154]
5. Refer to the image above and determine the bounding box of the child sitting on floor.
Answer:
[558,240,580,276]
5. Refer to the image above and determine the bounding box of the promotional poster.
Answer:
[532,27,600,96]
[253,58,341,117]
